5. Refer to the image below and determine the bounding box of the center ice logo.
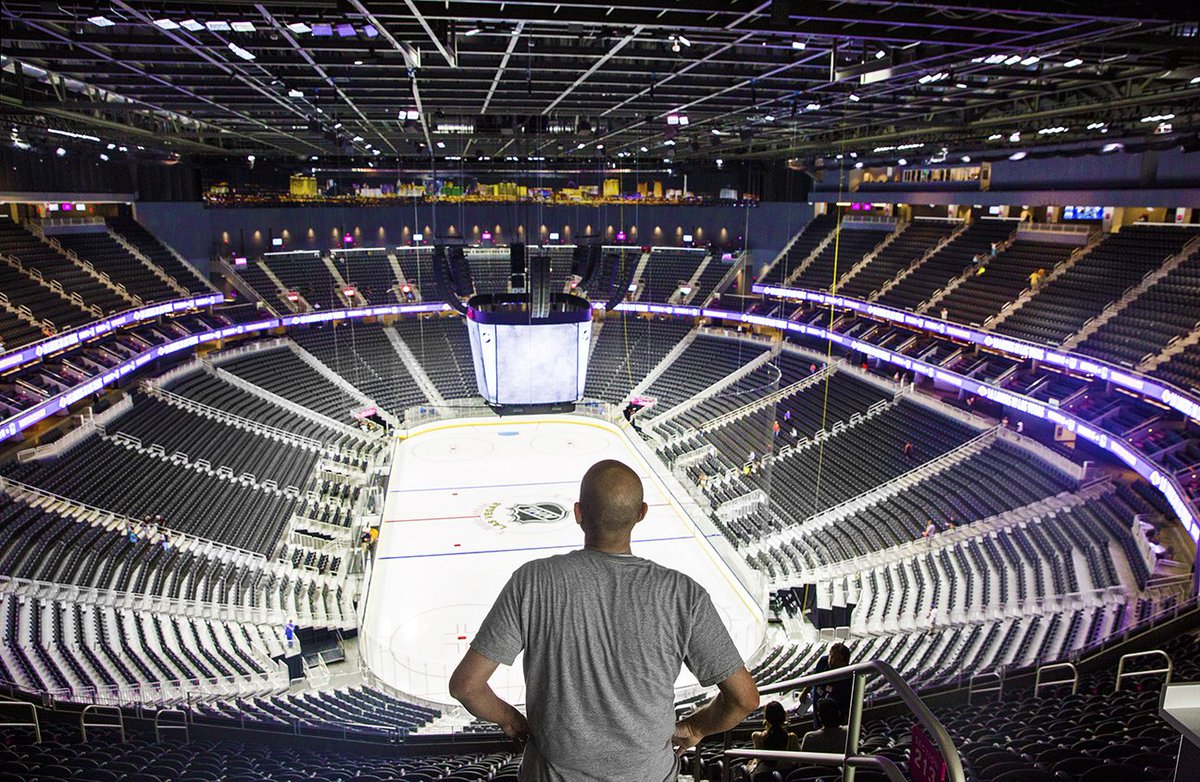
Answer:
[481,501,569,530]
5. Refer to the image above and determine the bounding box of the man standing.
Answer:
[284,619,296,649]
[450,459,759,781]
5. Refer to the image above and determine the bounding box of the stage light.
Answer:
[154,19,180,30]
[312,23,333,36]
[363,25,378,38]
[87,16,115,27]
[180,19,204,32]
[287,22,312,34]
[336,23,356,37]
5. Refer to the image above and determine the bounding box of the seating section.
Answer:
[689,254,732,303]
[757,213,838,286]
[0,729,520,781]
[108,216,212,294]
[751,401,978,521]
[55,231,178,303]
[394,246,436,290]
[875,219,1015,311]
[392,317,479,399]
[1078,252,1200,367]
[466,250,511,294]
[838,220,959,299]
[331,249,401,304]
[222,346,372,423]
[259,252,343,309]
[639,248,707,302]
[1153,344,1200,395]
[3,435,299,554]
[233,261,289,310]
[788,224,892,291]
[936,240,1073,326]
[0,495,348,626]
[193,686,439,736]
[105,394,319,490]
[641,335,769,413]
[996,225,1200,345]
[291,323,429,418]
[0,594,280,697]
[583,316,695,403]
[0,221,129,315]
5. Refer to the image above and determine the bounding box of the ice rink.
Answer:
[360,414,766,705]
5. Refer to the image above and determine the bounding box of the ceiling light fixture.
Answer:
[465,27,482,36]
[1063,58,1083,68]
[180,19,204,31]
[287,22,312,34]
[806,102,821,110]
[231,21,256,33]
[288,88,303,98]
[55,147,67,157]
[228,42,256,61]
[1020,55,1040,66]
[874,50,886,59]
[848,94,860,102]
[1140,113,1175,122]
[1003,55,1021,65]
[206,21,232,32]
[153,18,179,30]
[87,16,115,27]
[1009,151,1027,160]
[897,158,907,165]
[48,128,101,142]
[791,40,806,50]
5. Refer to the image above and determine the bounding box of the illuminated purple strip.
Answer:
[616,300,1200,545]
[0,294,226,375]
[0,302,451,444]
[752,283,1200,424]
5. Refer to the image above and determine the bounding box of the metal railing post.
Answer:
[844,671,867,782]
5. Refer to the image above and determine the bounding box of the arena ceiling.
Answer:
[2,1,1199,166]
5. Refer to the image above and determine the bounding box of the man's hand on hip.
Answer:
[671,718,704,757]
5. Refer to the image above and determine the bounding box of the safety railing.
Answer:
[1034,661,1079,696]
[80,704,125,742]
[155,708,190,743]
[707,659,964,782]
[1115,649,1172,692]
[967,670,1003,704]
[0,699,41,743]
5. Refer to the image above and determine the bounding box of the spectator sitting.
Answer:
[801,699,849,754]
[808,643,852,728]
[747,700,801,780]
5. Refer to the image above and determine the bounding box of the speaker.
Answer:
[509,242,526,290]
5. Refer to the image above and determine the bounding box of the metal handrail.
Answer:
[1115,649,1172,692]
[0,699,42,743]
[155,708,190,743]
[1034,662,1079,696]
[724,749,906,782]
[80,704,125,742]
[967,670,1003,704]
[717,659,964,782]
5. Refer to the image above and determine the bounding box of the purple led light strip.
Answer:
[0,294,226,375]
[752,283,1200,424]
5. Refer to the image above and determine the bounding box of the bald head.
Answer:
[576,460,648,543]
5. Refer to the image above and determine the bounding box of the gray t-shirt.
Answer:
[471,548,745,782]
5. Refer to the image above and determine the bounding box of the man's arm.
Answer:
[448,648,530,741]
[671,667,759,756]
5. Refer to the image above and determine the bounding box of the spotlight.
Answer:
[55,147,67,157]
